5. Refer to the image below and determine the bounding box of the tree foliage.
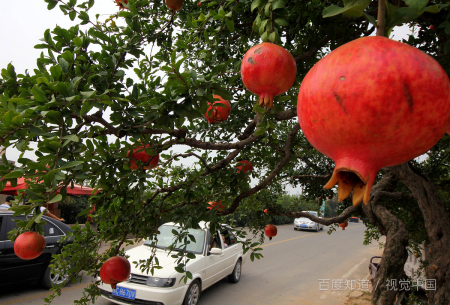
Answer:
[1,0,450,304]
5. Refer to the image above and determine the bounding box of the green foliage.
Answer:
[1,0,450,303]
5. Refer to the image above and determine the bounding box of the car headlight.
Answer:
[146,277,176,287]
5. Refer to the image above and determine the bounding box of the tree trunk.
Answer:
[389,163,450,305]
[361,174,410,305]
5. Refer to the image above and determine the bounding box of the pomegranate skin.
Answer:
[100,256,131,289]
[165,0,183,12]
[241,42,297,109]
[236,160,253,174]
[127,145,159,170]
[298,36,450,205]
[264,224,277,241]
[14,231,46,260]
[204,95,231,124]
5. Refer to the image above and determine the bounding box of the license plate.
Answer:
[112,287,136,300]
[300,224,307,228]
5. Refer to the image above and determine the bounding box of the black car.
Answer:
[0,208,73,288]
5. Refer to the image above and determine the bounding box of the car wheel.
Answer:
[228,259,242,283]
[321,226,324,231]
[183,279,201,305]
[41,265,69,289]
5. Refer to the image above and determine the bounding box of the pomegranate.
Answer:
[264,209,268,214]
[241,42,297,109]
[204,95,231,124]
[14,231,46,260]
[338,220,348,230]
[197,2,201,6]
[297,36,450,206]
[207,201,224,211]
[264,224,277,240]
[236,160,253,174]
[165,0,183,13]
[430,24,436,31]
[114,0,128,10]
[100,256,131,289]
[127,145,159,170]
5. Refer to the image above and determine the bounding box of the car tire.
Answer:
[321,226,324,231]
[183,279,201,305]
[228,259,242,283]
[41,265,69,289]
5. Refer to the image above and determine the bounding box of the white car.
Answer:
[294,211,324,232]
[99,222,247,305]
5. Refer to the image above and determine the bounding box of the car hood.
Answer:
[126,245,201,277]
[296,217,312,222]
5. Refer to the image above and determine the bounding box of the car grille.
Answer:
[100,289,163,305]
[129,274,149,285]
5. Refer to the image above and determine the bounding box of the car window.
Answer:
[209,231,221,250]
[43,220,64,237]
[144,225,205,254]
[221,229,236,247]
[308,211,318,217]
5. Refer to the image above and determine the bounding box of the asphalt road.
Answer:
[0,222,382,305]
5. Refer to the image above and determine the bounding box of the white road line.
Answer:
[342,257,367,279]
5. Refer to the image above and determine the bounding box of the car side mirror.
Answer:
[210,248,223,255]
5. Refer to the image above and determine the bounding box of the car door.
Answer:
[220,229,239,276]
[41,217,65,256]
[203,230,227,288]
[0,215,49,286]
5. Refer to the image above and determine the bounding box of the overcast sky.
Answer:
[0,1,412,195]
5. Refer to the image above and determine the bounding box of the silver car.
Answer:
[294,211,324,232]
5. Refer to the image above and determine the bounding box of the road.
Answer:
[0,222,382,305]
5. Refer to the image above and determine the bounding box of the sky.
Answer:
[0,1,413,195]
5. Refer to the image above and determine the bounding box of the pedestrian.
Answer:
[0,195,15,209]
[25,200,65,222]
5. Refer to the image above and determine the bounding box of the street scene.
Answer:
[1,0,449,304]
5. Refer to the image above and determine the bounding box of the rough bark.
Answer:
[389,163,450,305]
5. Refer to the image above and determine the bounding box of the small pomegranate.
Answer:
[297,36,450,206]
[114,0,129,10]
[430,24,436,31]
[100,256,131,289]
[264,209,268,214]
[265,224,277,240]
[165,0,183,13]
[127,145,159,170]
[241,42,297,109]
[207,201,224,211]
[236,160,253,174]
[197,2,201,6]
[204,95,231,123]
[14,231,46,260]
[338,220,348,230]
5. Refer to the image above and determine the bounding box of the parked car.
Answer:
[0,208,73,288]
[99,222,248,305]
[294,211,324,232]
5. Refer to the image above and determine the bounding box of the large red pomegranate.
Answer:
[114,0,128,10]
[264,224,277,241]
[297,36,450,206]
[14,231,46,260]
[165,0,183,12]
[127,145,159,170]
[236,160,253,174]
[204,95,231,124]
[100,256,131,289]
[241,42,297,109]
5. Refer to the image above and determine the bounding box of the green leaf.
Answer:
[59,57,69,73]
[226,19,235,32]
[3,110,15,127]
[255,128,266,136]
[212,87,233,100]
[32,85,49,103]
[444,41,450,55]
[363,13,377,25]
[251,0,264,12]
[323,0,370,18]
[261,30,269,42]
[404,0,428,13]
[274,18,288,26]
[3,170,25,179]
[268,31,276,42]
[60,161,84,169]
[272,0,285,10]
[48,194,62,204]
[424,5,439,13]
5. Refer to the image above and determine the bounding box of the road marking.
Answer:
[259,225,364,248]
[0,283,90,305]
[341,257,367,279]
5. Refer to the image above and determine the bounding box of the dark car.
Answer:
[0,208,73,288]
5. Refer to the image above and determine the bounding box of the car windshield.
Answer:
[308,211,318,217]
[144,225,205,254]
